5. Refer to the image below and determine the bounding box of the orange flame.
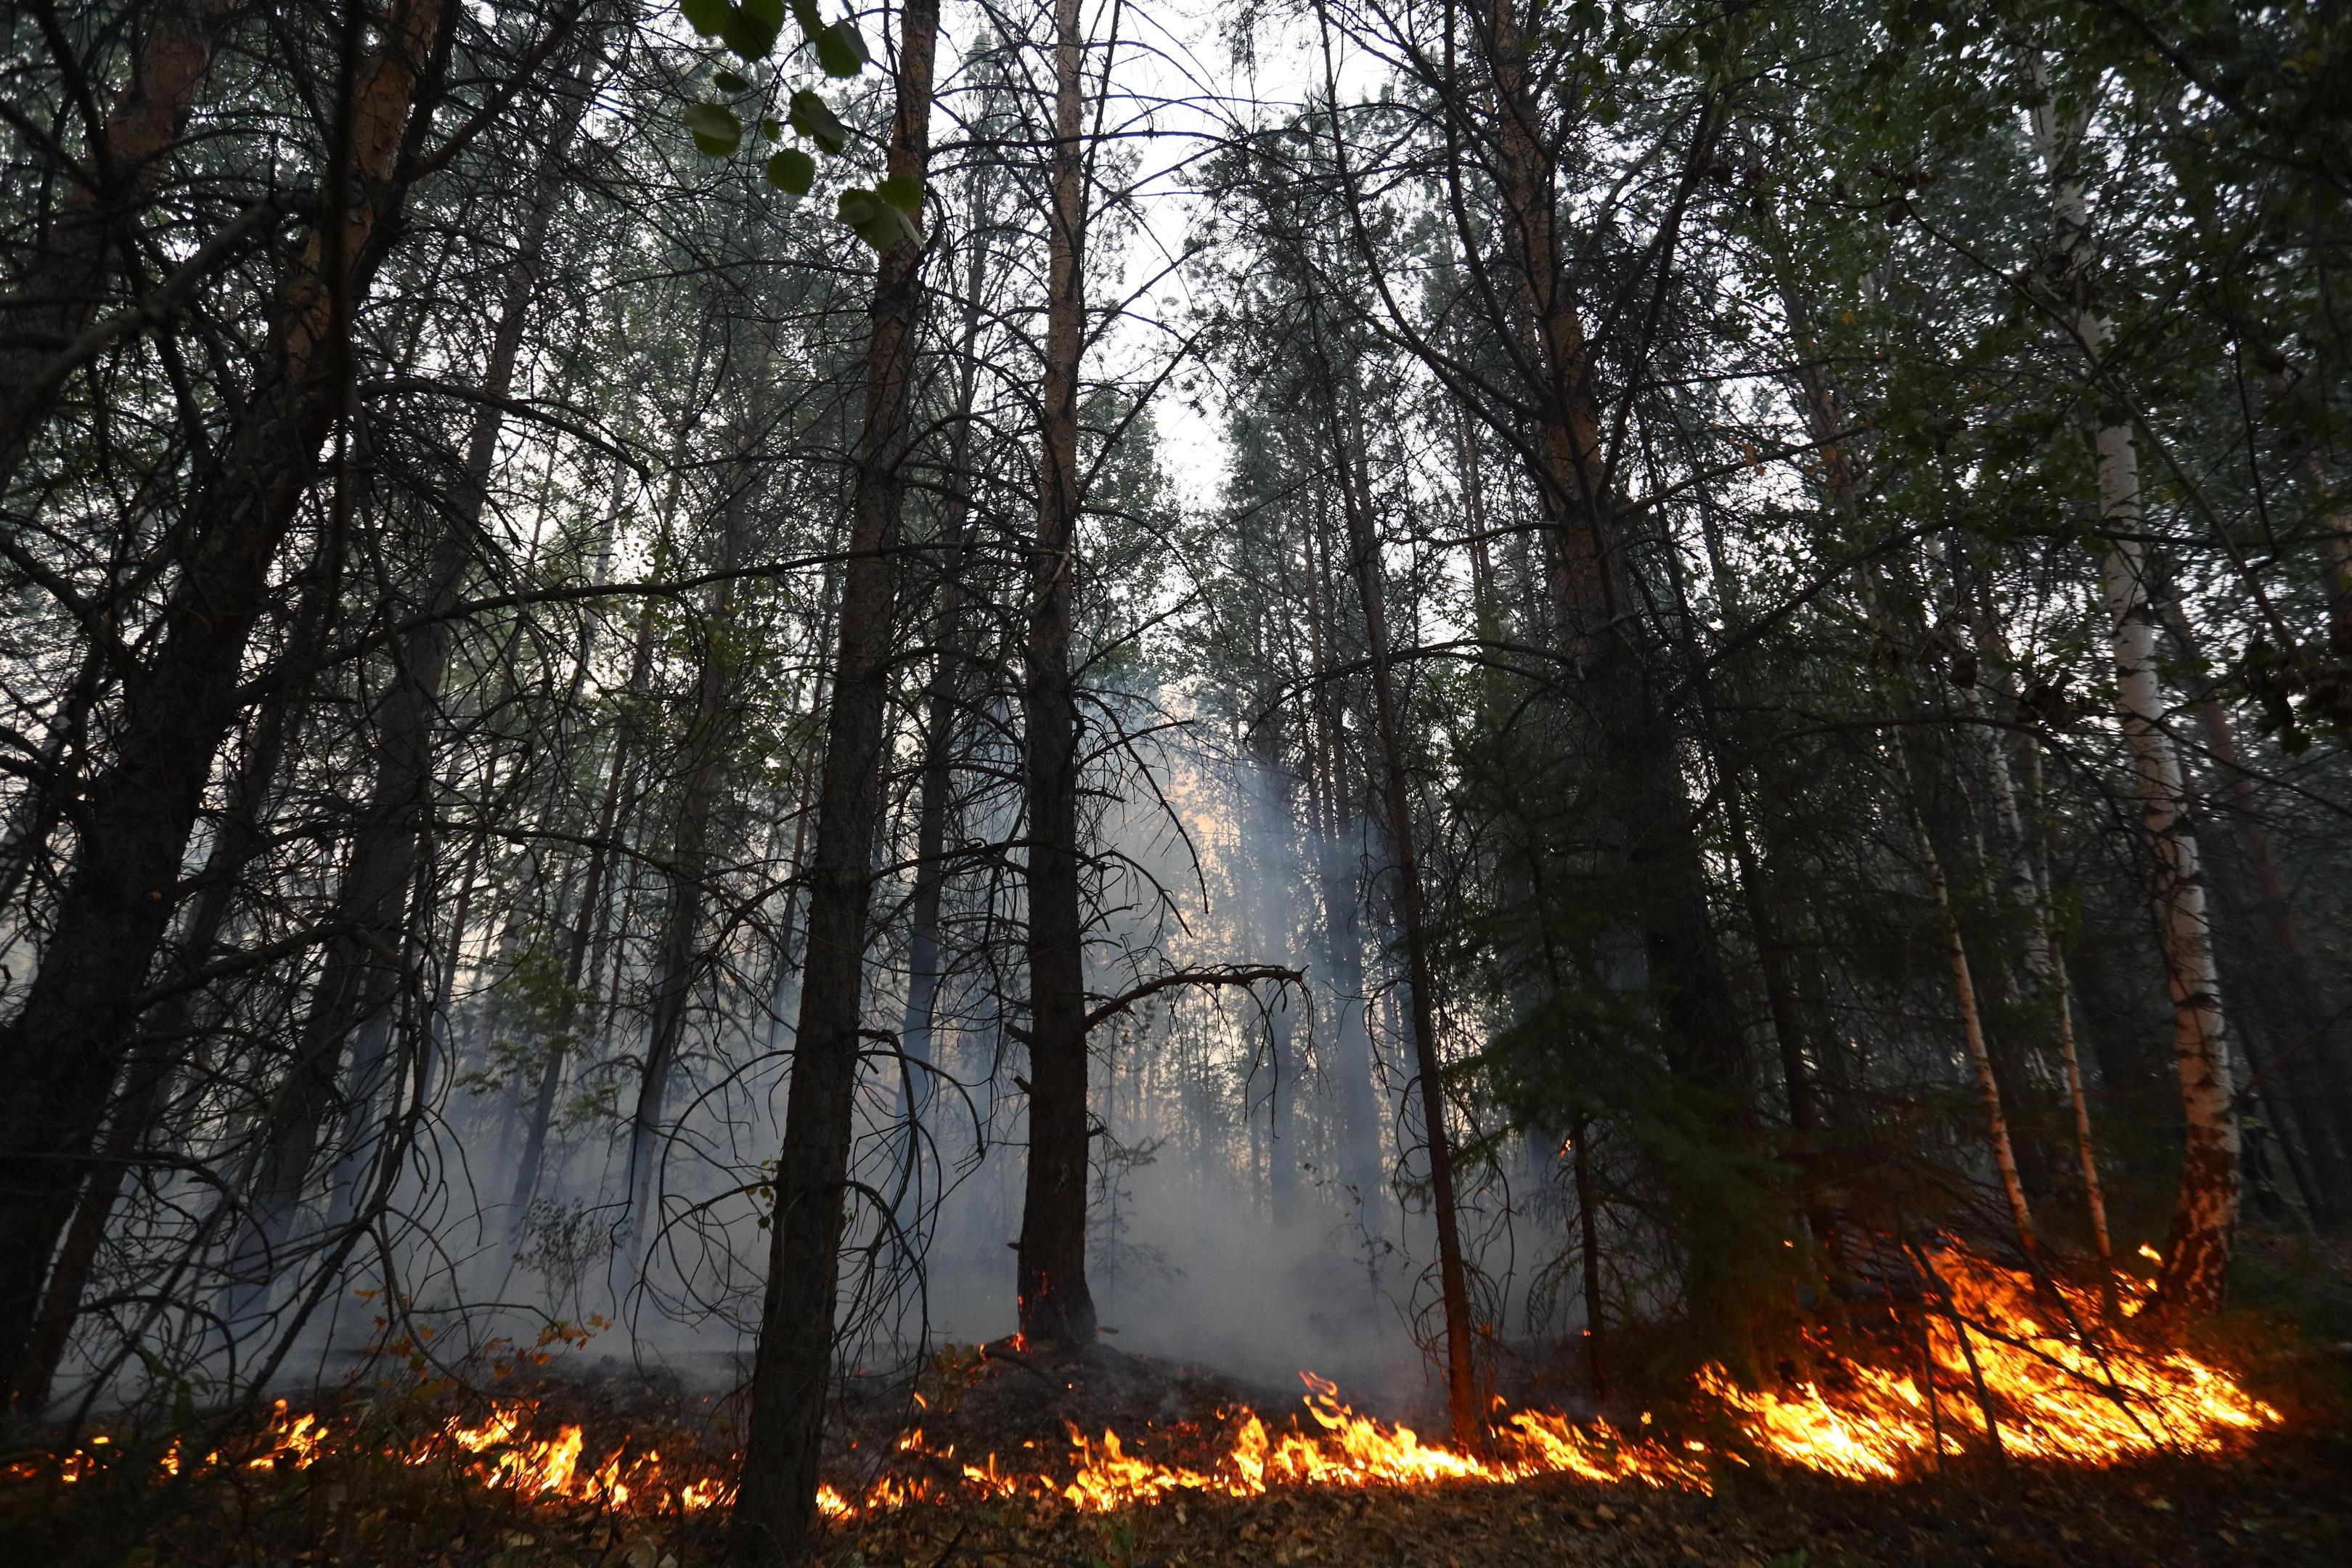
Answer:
[1049,1373,1707,1512]
[1699,1246,2282,1480]
[8,1246,2284,1522]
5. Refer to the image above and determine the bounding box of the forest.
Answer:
[1,0,2348,1564]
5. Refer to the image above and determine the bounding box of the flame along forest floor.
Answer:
[820,1336,2352,1568]
[20,1224,2352,1568]
[831,1437,2352,1568]
[9,1336,2351,1568]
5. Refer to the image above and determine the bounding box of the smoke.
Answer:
[70,703,1569,1424]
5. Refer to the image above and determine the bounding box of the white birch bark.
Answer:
[2030,64,2239,1310]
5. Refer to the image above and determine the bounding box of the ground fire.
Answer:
[12,1244,2285,1538]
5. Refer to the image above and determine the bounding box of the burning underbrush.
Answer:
[1,1244,2335,1565]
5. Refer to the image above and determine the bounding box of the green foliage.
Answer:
[764,147,815,195]
[681,101,741,157]
[670,0,902,248]
[786,88,849,154]
[837,186,920,250]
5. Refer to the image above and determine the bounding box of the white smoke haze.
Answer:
[56,699,1577,1429]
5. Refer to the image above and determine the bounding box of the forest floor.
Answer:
[9,1334,2351,1568]
[20,1226,2352,1568]
[820,1334,2352,1568]
[828,1436,2352,1568]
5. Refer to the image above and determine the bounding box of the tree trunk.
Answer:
[630,343,764,1267]
[1314,338,1479,1445]
[1475,4,1755,1344]
[2031,64,2239,1313]
[0,0,452,1404]
[1569,1115,1606,1398]
[731,0,939,1557]
[11,612,310,1409]
[1014,0,1097,1352]
[1908,786,2038,1253]
[2157,598,2352,1225]
[890,198,990,1233]
[1302,513,1386,1219]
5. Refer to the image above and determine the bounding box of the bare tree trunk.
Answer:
[1302,515,1385,1219]
[732,0,939,1557]
[2030,65,2239,1312]
[1568,1116,1606,1397]
[1908,786,2038,1252]
[891,201,991,1232]
[1014,0,1097,1352]
[1312,335,1479,1445]
[629,346,764,1267]
[2157,599,2352,1225]
[0,0,452,1402]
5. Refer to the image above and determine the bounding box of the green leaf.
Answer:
[838,186,920,250]
[765,148,815,195]
[682,102,743,158]
[791,0,825,40]
[679,0,732,39]
[816,19,869,78]
[874,173,922,214]
[761,116,783,142]
[722,0,783,59]
[712,68,751,92]
[788,89,849,154]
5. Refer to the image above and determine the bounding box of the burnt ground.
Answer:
[6,1336,2350,1567]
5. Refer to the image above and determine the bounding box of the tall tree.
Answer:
[732,0,941,1556]
[2029,60,2240,1312]
[1014,0,1098,1351]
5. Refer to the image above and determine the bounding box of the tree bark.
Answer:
[2156,599,2352,1225]
[1907,785,2039,1253]
[1312,332,1479,1445]
[221,30,608,1324]
[1013,0,1098,1352]
[731,0,939,1558]
[1302,512,1386,1217]
[890,196,990,1233]
[2030,75,2239,1310]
